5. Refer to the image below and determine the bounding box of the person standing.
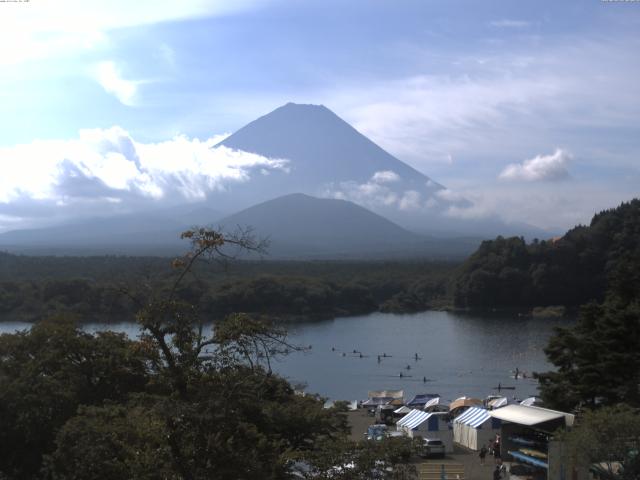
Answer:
[479,445,488,465]
[493,465,502,480]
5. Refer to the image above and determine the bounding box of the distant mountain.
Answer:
[217,193,479,259]
[0,205,221,255]
[0,102,546,256]
[214,102,547,238]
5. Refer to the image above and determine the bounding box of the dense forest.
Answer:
[452,199,640,308]
[0,252,454,323]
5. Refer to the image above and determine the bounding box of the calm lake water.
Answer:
[0,311,573,403]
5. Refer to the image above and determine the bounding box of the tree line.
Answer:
[452,199,640,309]
[0,255,454,322]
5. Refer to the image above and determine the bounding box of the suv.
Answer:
[421,438,445,458]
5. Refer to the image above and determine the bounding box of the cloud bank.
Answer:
[0,127,288,230]
[499,149,571,182]
[323,170,467,213]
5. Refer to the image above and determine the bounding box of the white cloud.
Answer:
[439,180,638,232]
[94,61,140,106]
[398,190,422,211]
[499,149,571,182]
[336,73,564,167]
[0,0,260,65]
[0,127,288,229]
[371,170,400,183]
[435,189,467,203]
[326,35,640,177]
[490,19,531,28]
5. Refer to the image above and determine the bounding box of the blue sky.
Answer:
[1,0,639,232]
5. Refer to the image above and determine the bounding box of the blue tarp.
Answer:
[510,436,538,447]
[508,450,549,469]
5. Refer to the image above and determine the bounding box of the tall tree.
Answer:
[559,405,640,480]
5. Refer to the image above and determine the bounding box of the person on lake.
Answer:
[423,376,427,383]
[514,367,519,379]
[399,372,403,378]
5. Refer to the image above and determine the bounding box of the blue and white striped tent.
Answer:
[396,409,453,451]
[453,407,502,451]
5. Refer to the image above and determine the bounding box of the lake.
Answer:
[0,310,573,403]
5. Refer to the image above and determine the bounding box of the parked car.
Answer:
[420,438,445,458]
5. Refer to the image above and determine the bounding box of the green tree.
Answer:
[0,317,149,479]
[537,300,640,411]
[44,228,351,480]
[559,405,640,480]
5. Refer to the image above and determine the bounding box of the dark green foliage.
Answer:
[536,213,640,411]
[294,436,418,479]
[43,401,175,480]
[452,199,640,308]
[207,276,377,319]
[0,256,455,322]
[537,300,640,411]
[0,318,149,479]
[558,405,640,480]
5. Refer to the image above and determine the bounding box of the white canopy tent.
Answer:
[488,396,509,409]
[394,406,412,415]
[489,405,575,428]
[453,407,501,451]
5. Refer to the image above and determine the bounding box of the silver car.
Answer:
[421,438,445,458]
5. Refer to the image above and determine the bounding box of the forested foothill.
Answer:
[0,253,454,323]
[452,199,640,309]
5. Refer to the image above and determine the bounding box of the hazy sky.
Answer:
[1,0,639,232]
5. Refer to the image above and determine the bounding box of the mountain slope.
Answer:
[220,102,443,191]
[217,193,477,259]
[0,205,221,255]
